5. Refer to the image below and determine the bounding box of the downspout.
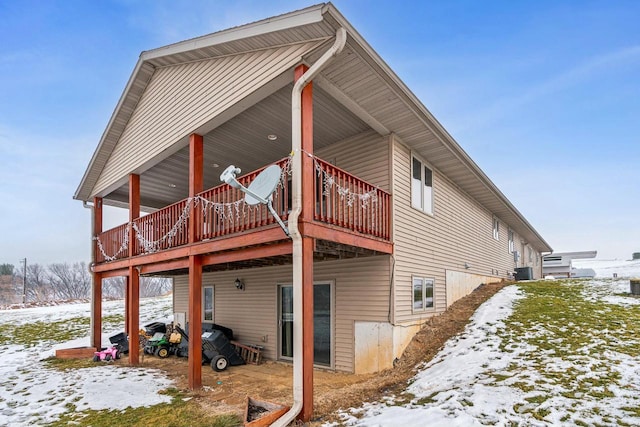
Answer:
[272,26,347,427]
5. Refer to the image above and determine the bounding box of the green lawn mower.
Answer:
[143,331,181,358]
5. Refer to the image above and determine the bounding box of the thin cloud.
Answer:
[460,45,640,132]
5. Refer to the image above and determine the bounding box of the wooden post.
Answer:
[128,174,140,364]
[295,64,315,422]
[124,279,130,334]
[128,266,140,365]
[188,134,204,389]
[92,197,103,350]
[189,133,204,243]
[188,255,203,388]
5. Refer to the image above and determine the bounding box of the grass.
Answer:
[45,388,242,427]
[497,279,640,423]
[0,314,124,347]
[43,356,98,371]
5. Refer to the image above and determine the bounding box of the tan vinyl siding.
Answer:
[173,255,390,373]
[316,130,390,191]
[92,41,322,196]
[392,137,524,323]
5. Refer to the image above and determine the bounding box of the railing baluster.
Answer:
[94,156,391,265]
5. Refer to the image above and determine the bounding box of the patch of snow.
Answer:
[0,295,175,425]
[573,258,640,279]
[334,280,640,426]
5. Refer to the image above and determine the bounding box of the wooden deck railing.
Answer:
[94,156,390,264]
[313,158,391,240]
[131,199,190,256]
[95,222,129,263]
[197,158,290,240]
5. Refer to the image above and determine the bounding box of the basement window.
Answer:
[413,277,434,312]
[411,156,433,215]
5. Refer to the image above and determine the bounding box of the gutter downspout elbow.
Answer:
[272,26,347,427]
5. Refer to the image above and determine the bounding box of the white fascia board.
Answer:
[74,59,152,201]
[140,4,325,62]
[323,3,552,253]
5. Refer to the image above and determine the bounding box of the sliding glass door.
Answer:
[278,283,333,366]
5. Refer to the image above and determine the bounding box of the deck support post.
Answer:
[91,197,103,350]
[296,64,315,422]
[124,280,129,334]
[127,266,140,365]
[127,174,140,365]
[188,133,204,389]
[187,255,203,388]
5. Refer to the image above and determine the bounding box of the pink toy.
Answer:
[93,346,120,362]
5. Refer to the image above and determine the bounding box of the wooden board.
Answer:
[244,397,290,427]
[55,347,97,359]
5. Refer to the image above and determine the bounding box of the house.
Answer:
[74,3,551,421]
[543,251,597,278]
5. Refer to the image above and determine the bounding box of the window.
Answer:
[412,156,433,214]
[493,217,500,240]
[203,286,214,322]
[412,277,434,312]
[508,229,515,253]
[528,247,533,263]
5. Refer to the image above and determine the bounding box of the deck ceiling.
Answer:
[90,3,550,252]
[107,82,369,209]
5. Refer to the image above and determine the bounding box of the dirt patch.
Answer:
[131,281,509,424]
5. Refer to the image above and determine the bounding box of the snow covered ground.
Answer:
[573,258,640,279]
[332,278,640,426]
[0,296,174,426]
[3,270,640,426]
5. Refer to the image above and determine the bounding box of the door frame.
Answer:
[276,280,335,369]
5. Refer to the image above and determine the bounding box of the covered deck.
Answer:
[93,154,391,274]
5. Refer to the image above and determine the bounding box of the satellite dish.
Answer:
[219,163,289,236]
[245,165,281,205]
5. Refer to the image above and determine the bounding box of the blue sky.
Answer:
[0,0,638,265]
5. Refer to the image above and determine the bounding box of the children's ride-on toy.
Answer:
[93,346,120,362]
[144,332,172,358]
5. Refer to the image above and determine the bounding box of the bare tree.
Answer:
[26,263,53,302]
[103,276,126,299]
[141,277,172,298]
[100,276,171,299]
[48,262,91,300]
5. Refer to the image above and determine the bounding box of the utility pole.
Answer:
[20,258,26,304]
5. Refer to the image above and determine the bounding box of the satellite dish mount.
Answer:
[220,164,289,237]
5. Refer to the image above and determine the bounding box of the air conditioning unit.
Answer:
[513,251,520,263]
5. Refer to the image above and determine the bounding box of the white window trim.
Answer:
[203,285,214,323]
[412,276,435,313]
[492,217,500,240]
[411,154,434,216]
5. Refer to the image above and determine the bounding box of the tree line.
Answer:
[0,262,171,305]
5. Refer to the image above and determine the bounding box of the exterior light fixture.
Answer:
[234,278,245,291]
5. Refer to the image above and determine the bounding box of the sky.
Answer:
[0,0,638,265]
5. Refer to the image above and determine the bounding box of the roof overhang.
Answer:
[74,2,551,253]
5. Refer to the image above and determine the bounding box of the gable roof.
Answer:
[75,2,551,253]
